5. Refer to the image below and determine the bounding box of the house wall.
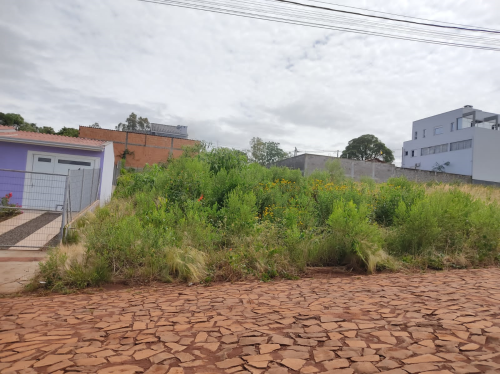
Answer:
[79,126,199,168]
[0,141,105,206]
[99,142,115,205]
[402,107,499,176]
[471,129,500,183]
[402,123,475,176]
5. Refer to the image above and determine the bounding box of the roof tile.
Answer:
[0,129,107,148]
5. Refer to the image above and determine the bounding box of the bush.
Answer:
[29,147,500,292]
[0,192,22,219]
[322,200,383,273]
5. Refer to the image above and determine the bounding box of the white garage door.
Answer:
[24,153,97,210]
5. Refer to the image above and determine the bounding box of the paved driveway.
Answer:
[1,269,500,374]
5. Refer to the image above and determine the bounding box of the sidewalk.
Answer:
[0,250,45,293]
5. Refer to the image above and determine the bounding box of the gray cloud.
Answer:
[1,0,500,165]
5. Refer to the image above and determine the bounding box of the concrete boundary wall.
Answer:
[274,154,472,184]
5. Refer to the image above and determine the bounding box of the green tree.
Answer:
[248,137,288,166]
[341,134,394,163]
[17,123,38,132]
[0,113,25,128]
[116,113,150,131]
[38,126,56,134]
[90,122,101,128]
[57,127,79,137]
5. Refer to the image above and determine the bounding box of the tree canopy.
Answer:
[0,111,80,137]
[57,127,79,137]
[341,134,394,163]
[90,122,101,128]
[0,112,25,127]
[116,113,150,131]
[248,137,289,166]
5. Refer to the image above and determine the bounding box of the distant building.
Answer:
[402,105,500,185]
[150,123,188,139]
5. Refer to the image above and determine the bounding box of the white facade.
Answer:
[402,106,500,183]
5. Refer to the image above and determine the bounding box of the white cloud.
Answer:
[1,0,500,165]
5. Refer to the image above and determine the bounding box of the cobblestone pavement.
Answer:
[2,269,500,374]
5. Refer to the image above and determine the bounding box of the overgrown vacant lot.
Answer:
[33,146,500,291]
[3,269,500,373]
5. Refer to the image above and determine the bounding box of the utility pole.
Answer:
[294,147,298,157]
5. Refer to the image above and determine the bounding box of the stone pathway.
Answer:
[1,268,500,374]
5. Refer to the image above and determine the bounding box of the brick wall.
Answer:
[79,127,198,168]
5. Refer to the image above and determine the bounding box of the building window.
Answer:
[421,144,448,156]
[450,139,472,151]
[450,123,454,132]
[411,150,415,157]
[405,151,408,156]
[423,129,426,138]
[414,131,417,140]
[434,126,444,135]
[58,160,92,166]
[457,113,474,130]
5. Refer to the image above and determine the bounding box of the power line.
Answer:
[227,0,500,46]
[138,0,500,51]
[274,0,500,34]
[307,0,500,32]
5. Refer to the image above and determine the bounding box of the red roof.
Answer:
[0,125,15,131]
[0,127,108,149]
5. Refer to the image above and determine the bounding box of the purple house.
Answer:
[0,125,114,211]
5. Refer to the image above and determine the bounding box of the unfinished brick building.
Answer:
[79,126,198,168]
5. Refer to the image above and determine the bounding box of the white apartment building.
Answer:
[402,105,500,184]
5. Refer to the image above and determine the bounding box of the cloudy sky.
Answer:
[1,0,500,164]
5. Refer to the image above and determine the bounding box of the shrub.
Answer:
[29,145,500,292]
[0,192,22,219]
[309,200,383,273]
[325,159,346,184]
[373,177,424,226]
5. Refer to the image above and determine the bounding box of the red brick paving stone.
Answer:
[166,369,184,374]
[266,368,288,374]
[351,355,380,362]
[109,356,134,364]
[402,354,446,364]
[402,363,439,373]
[4,270,500,374]
[46,360,74,373]
[134,349,161,360]
[313,349,336,362]
[323,359,350,370]
[33,354,73,367]
[215,357,245,369]
[151,348,177,360]
[174,352,195,362]
[0,349,38,362]
[159,333,180,343]
[96,365,146,373]
[4,360,36,372]
[459,343,480,351]
[239,337,268,345]
[144,364,170,374]
[351,362,379,374]
[73,357,108,366]
[281,358,306,371]
[270,335,293,346]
